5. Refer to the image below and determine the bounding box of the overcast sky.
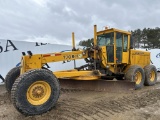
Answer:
[0,0,159,45]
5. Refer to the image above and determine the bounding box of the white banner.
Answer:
[137,48,160,71]
[0,40,159,83]
[0,39,85,83]
[147,49,160,71]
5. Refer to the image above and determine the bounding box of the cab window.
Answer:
[123,35,128,52]
[97,32,114,46]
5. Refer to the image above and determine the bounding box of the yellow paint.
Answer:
[135,71,142,85]
[150,70,155,82]
[54,70,101,80]
[21,50,88,73]
[122,52,129,63]
[72,32,75,49]
[27,81,51,105]
[20,25,151,81]
[94,25,97,60]
[114,32,116,64]
[97,28,131,36]
[100,46,107,68]
[130,50,150,68]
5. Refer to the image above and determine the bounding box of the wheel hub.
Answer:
[27,81,51,105]
[32,86,44,98]
[150,70,155,82]
[135,72,142,85]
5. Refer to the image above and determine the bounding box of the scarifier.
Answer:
[5,25,157,115]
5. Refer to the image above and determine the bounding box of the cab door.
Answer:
[122,34,129,64]
[116,32,123,63]
[115,33,129,64]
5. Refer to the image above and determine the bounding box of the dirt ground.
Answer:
[0,73,160,120]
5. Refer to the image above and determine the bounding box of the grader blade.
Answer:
[59,79,135,92]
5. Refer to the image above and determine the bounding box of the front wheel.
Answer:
[11,69,60,116]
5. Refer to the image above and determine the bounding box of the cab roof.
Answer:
[97,28,131,35]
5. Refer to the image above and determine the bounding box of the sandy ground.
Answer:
[0,73,160,120]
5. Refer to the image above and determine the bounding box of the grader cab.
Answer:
[5,25,157,115]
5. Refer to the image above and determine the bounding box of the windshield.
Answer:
[97,32,114,46]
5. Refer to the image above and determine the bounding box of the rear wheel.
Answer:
[125,65,145,90]
[144,65,157,86]
[11,69,60,116]
[5,66,20,93]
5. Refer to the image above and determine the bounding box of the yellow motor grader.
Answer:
[5,25,157,115]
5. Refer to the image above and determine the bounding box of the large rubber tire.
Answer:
[5,66,21,93]
[125,65,145,90]
[144,65,157,86]
[11,69,60,116]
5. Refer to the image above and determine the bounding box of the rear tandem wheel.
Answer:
[144,65,157,86]
[125,65,145,90]
[11,69,60,116]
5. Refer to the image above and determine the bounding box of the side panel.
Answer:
[130,50,150,68]
[122,52,129,63]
